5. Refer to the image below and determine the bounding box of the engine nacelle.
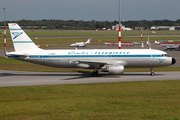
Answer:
[102,65,124,75]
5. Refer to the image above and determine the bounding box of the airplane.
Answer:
[5,23,176,77]
[163,45,180,51]
[70,38,91,47]
[155,40,164,44]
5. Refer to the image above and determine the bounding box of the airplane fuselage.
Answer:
[8,49,174,69]
[70,42,85,47]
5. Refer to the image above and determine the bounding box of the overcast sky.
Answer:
[0,0,180,22]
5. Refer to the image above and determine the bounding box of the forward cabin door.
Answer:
[150,51,156,61]
[38,52,43,62]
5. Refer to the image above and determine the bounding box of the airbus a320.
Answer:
[5,23,176,77]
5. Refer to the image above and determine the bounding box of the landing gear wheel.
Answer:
[91,72,96,77]
[150,67,155,76]
[150,72,155,76]
[92,71,98,77]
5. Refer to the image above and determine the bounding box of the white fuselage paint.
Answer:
[12,49,172,68]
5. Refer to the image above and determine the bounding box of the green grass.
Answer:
[0,81,180,119]
[1,29,180,38]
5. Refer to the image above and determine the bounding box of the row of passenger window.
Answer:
[30,55,157,58]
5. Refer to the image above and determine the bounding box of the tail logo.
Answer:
[12,32,23,40]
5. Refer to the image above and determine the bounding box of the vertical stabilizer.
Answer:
[85,38,91,44]
[8,23,40,52]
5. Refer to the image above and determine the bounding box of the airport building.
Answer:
[112,24,132,31]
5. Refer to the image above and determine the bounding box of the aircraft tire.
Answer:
[92,71,98,77]
[150,72,155,76]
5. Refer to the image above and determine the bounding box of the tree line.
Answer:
[0,19,180,30]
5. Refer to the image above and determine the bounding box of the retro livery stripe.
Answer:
[29,54,162,58]
[10,29,22,30]
[13,41,33,43]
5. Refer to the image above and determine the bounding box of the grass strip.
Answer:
[0,80,180,120]
[1,29,180,38]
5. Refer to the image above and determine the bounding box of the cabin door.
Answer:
[150,51,156,61]
[38,52,43,62]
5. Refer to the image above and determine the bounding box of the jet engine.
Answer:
[101,65,124,75]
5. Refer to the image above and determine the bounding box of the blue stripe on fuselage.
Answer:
[28,54,162,58]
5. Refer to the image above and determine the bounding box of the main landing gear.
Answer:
[92,68,99,77]
[150,67,155,76]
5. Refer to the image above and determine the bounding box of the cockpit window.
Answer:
[162,54,169,57]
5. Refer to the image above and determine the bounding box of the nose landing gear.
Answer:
[150,67,155,76]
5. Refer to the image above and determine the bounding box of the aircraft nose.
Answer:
[172,58,176,65]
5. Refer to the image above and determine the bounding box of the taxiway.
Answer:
[0,70,180,87]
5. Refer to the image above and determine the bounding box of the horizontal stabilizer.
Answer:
[6,52,28,57]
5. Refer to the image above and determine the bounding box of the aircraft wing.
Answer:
[79,60,107,67]
[74,60,127,68]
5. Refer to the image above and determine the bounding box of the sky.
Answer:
[0,0,180,22]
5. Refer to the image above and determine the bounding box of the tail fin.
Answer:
[8,23,40,52]
[85,38,91,44]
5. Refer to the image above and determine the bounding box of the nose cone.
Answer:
[172,58,176,65]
